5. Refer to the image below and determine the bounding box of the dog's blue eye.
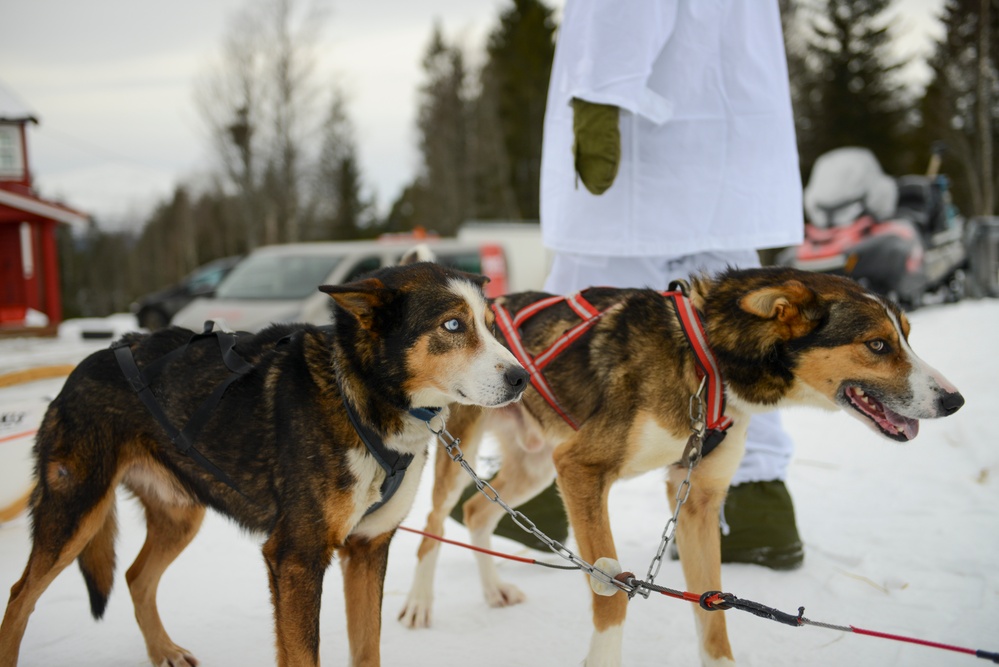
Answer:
[866,339,890,354]
[443,319,462,332]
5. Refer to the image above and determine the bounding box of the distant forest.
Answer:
[59,0,998,318]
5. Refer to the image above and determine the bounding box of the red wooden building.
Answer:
[1,81,87,330]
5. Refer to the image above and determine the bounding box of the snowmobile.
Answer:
[779,147,972,308]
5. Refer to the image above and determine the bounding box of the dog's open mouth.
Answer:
[845,386,918,441]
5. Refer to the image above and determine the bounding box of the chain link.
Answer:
[642,459,693,596]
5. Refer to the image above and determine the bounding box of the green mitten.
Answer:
[572,98,621,195]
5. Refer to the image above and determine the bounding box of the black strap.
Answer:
[289,327,439,517]
[408,407,441,422]
[113,324,252,500]
[701,429,726,459]
[341,397,413,516]
[341,392,441,517]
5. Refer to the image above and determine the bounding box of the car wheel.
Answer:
[139,308,170,330]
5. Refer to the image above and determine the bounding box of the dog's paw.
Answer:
[483,581,526,607]
[152,646,199,667]
[398,597,433,629]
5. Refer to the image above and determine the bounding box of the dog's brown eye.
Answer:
[866,339,890,355]
[443,318,463,332]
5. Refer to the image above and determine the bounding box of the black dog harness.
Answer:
[114,322,438,515]
[112,322,251,498]
[340,386,439,515]
[492,281,732,457]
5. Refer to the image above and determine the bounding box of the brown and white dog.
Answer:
[0,262,527,667]
[399,266,964,666]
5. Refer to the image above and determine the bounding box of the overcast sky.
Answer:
[0,0,945,229]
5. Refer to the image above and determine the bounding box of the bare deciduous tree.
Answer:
[194,0,329,248]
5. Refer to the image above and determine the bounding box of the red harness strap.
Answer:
[492,294,604,429]
[663,290,733,447]
[493,288,732,447]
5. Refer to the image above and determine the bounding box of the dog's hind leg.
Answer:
[125,490,206,667]
[0,489,117,667]
[399,405,485,629]
[339,532,393,667]
[464,430,555,609]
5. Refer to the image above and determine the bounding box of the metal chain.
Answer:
[640,460,693,597]
[641,378,707,594]
[424,379,706,600]
[425,414,634,596]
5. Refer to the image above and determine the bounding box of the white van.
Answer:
[170,237,510,333]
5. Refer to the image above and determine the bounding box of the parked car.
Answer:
[131,256,242,330]
[169,237,509,333]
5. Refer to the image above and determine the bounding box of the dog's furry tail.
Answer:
[76,501,118,619]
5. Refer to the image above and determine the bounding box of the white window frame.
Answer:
[0,125,25,179]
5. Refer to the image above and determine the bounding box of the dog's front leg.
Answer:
[668,462,736,667]
[553,441,627,667]
[338,532,393,667]
[262,529,331,667]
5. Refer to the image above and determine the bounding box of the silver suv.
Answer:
[169,238,509,333]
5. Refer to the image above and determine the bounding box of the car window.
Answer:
[342,256,381,283]
[434,252,482,274]
[215,254,343,299]
[187,267,227,292]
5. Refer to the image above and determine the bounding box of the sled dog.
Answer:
[400,266,964,666]
[0,261,528,667]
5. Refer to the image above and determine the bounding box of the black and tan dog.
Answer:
[0,262,528,667]
[400,266,965,666]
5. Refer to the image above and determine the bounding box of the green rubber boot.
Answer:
[719,480,804,570]
[668,480,804,570]
[449,479,569,552]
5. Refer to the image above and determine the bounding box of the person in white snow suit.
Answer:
[540,0,805,568]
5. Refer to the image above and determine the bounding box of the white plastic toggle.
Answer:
[589,557,623,596]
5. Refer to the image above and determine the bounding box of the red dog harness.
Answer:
[492,285,732,452]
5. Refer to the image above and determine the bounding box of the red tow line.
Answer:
[398,526,999,663]
[397,526,575,570]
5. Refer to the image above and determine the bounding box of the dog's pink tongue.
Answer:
[885,407,919,440]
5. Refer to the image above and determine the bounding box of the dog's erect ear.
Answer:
[457,271,490,290]
[400,243,436,265]
[739,280,823,339]
[319,278,392,329]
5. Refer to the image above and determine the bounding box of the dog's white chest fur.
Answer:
[347,424,432,539]
[622,414,692,477]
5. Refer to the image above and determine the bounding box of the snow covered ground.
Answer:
[0,300,997,667]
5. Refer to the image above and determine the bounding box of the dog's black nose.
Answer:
[938,391,965,416]
[505,366,529,392]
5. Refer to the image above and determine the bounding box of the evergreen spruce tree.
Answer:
[478,0,556,220]
[314,86,374,240]
[798,0,912,176]
[918,0,997,215]
[413,23,474,236]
